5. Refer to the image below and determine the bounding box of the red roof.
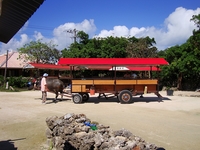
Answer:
[29,63,71,70]
[28,63,161,71]
[58,58,168,66]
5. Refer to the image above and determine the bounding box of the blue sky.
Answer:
[0,0,200,54]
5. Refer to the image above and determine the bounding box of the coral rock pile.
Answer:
[45,113,160,150]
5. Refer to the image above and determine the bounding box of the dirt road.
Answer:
[0,90,200,150]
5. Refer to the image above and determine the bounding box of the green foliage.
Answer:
[158,14,200,90]
[62,31,159,59]
[0,76,30,92]
[62,31,128,58]
[159,40,200,90]
[0,75,4,86]
[190,14,200,30]
[8,76,29,88]
[126,36,158,58]
[77,31,89,44]
[18,40,61,64]
[187,30,200,58]
[157,50,166,58]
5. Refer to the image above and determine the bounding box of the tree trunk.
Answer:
[177,73,182,90]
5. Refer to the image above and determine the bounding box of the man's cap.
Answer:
[43,73,48,77]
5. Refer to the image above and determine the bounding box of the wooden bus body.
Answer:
[57,58,168,104]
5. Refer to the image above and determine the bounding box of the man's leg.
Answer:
[41,92,43,100]
[42,91,47,103]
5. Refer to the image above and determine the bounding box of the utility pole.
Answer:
[67,29,78,43]
[4,50,8,87]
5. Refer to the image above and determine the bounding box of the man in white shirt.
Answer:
[41,73,48,103]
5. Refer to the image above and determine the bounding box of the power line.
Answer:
[25,24,55,30]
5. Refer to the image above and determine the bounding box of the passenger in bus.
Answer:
[131,72,137,79]
[124,72,131,78]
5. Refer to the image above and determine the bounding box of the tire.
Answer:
[118,90,133,104]
[73,94,82,104]
[81,93,89,102]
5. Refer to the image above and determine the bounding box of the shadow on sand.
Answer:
[34,97,71,104]
[0,138,26,150]
[86,95,171,104]
[45,98,71,104]
[35,95,171,104]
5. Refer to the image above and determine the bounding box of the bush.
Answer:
[0,75,4,86]
[8,76,29,88]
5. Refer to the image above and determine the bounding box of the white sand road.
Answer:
[0,90,200,150]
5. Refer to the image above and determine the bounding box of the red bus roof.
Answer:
[58,58,168,66]
[29,63,161,71]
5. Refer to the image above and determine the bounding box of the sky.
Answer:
[0,0,200,55]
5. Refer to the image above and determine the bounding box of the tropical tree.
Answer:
[18,40,61,64]
[94,36,128,58]
[159,14,200,90]
[160,41,200,90]
[125,36,159,79]
[126,36,158,58]
[77,31,89,45]
[190,14,200,30]
[189,14,200,54]
[159,45,184,88]
[62,31,128,58]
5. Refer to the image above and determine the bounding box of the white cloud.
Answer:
[33,31,44,41]
[158,7,200,49]
[98,26,129,37]
[0,19,97,54]
[0,34,30,53]
[130,27,146,36]
[0,7,200,54]
[96,7,200,50]
[51,19,96,50]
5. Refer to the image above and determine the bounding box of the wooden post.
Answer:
[4,50,8,85]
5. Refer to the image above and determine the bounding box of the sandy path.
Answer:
[0,91,200,150]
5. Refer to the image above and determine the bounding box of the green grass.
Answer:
[0,86,29,92]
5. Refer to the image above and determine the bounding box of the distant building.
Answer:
[0,52,32,77]
[0,51,67,78]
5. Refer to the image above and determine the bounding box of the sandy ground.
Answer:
[0,90,200,150]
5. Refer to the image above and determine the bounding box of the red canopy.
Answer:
[29,58,166,71]
[58,58,168,66]
[29,63,71,70]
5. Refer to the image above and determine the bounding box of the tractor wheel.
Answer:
[118,90,133,104]
[81,93,89,102]
[73,94,82,104]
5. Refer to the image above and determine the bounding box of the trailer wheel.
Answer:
[81,93,89,102]
[73,94,82,104]
[118,90,132,104]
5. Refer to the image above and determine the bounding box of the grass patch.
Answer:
[0,86,29,92]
